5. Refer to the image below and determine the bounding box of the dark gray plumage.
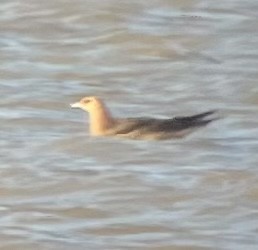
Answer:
[107,110,217,139]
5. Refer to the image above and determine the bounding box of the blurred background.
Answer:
[0,0,258,249]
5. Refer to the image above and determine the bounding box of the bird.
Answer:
[70,96,218,140]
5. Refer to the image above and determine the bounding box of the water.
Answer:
[1,0,258,249]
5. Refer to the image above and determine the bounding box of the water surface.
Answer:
[1,0,258,249]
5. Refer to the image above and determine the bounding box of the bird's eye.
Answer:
[84,99,90,104]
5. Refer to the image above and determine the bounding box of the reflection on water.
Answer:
[1,0,258,249]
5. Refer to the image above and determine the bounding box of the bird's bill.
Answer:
[70,102,82,108]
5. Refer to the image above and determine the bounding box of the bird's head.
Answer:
[70,96,102,113]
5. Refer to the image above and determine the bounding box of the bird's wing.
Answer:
[147,110,217,132]
[109,117,158,135]
[107,110,217,136]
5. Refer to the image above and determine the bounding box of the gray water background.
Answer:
[1,0,258,249]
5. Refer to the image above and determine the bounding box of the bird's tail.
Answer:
[189,110,219,127]
[189,110,217,120]
[174,110,219,128]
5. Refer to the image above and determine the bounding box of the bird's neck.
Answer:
[89,103,114,136]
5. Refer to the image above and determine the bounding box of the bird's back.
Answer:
[104,110,217,140]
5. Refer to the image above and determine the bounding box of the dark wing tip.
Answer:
[190,109,218,120]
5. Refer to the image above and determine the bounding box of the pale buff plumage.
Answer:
[70,96,114,136]
[70,96,217,140]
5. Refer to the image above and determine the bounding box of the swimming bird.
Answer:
[70,96,217,140]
